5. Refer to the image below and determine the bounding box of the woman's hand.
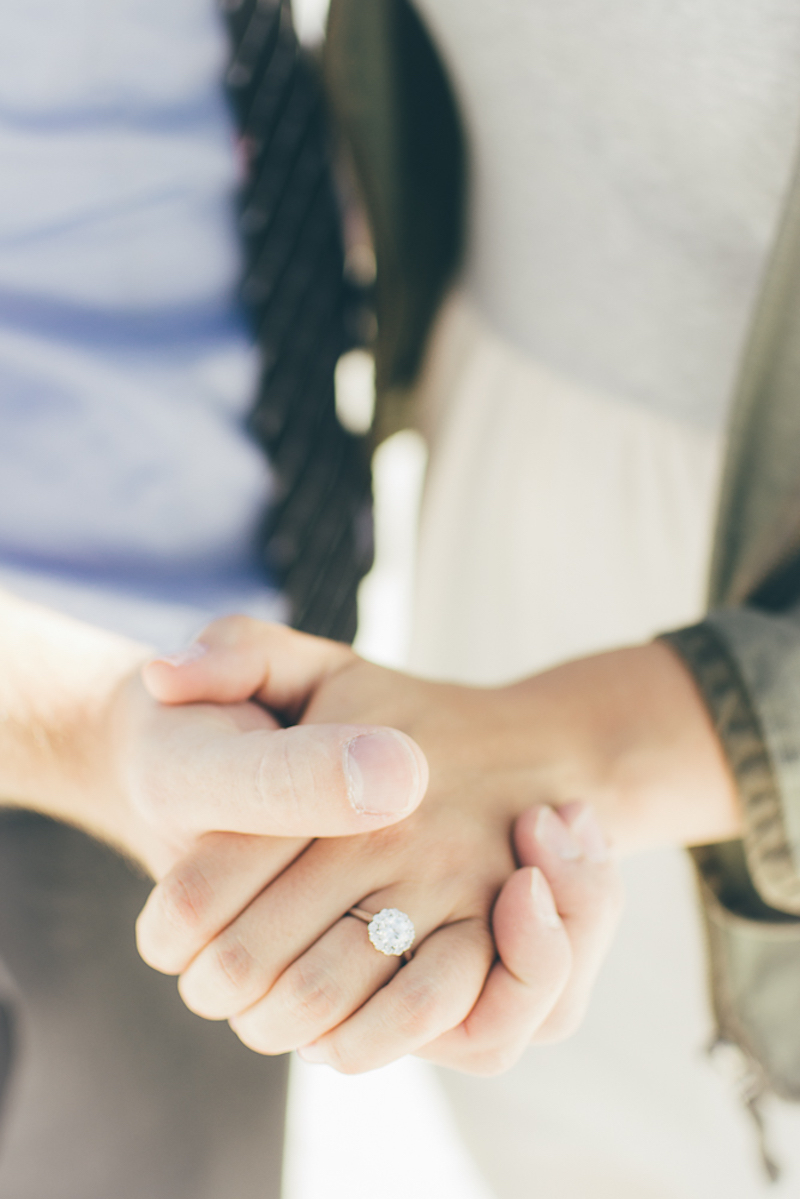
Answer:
[141,616,741,863]
[137,616,626,1073]
[137,797,621,1074]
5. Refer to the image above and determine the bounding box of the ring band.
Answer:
[348,906,416,958]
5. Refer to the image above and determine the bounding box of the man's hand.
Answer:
[0,591,427,879]
[143,615,742,860]
[108,674,427,875]
[137,798,621,1074]
[137,616,626,1072]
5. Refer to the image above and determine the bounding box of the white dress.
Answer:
[402,1,800,1194]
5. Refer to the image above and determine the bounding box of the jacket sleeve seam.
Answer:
[660,621,800,914]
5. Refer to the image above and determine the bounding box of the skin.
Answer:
[0,588,429,877]
[139,802,620,1075]
[136,614,739,1074]
[0,585,619,1076]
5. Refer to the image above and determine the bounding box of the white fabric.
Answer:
[411,296,722,685]
[0,0,285,649]
[435,846,788,1199]
[410,294,800,1198]
[414,0,800,430]
[404,0,800,1184]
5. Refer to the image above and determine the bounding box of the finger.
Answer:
[224,915,400,1054]
[142,615,352,716]
[226,878,451,1053]
[135,832,310,975]
[415,865,572,1074]
[515,802,624,1042]
[174,836,403,1020]
[223,880,439,1054]
[291,919,494,1074]
[136,714,429,839]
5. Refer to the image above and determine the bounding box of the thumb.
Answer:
[135,714,429,839]
[142,616,353,718]
[416,866,572,1074]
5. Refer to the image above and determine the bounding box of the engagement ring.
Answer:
[348,906,416,958]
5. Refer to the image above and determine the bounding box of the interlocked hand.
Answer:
[136,617,624,1074]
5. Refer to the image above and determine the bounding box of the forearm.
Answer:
[141,616,743,863]
[0,587,151,847]
[271,626,742,858]
[496,640,742,857]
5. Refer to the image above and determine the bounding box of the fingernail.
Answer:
[534,805,583,861]
[345,730,422,815]
[297,1043,327,1064]
[531,867,561,929]
[156,642,208,668]
[568,805,609,863]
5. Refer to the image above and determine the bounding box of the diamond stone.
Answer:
[367,908,415,956]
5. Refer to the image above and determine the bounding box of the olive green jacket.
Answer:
[661,150,800,1112]
[324,0,800,1119]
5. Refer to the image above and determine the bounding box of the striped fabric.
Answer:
[221,0,373,642]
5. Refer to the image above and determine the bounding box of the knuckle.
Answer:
[179,932,262,1019]
[256,729,356,836]
[286,958,345,1028]
[390,976,441,1041]
[211,930,261,996]
[254,733,304,834]
[156,863,214,939]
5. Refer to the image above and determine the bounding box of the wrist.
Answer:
[499,641,742,856]
[0,589,153,856]
[69,668,161,866]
